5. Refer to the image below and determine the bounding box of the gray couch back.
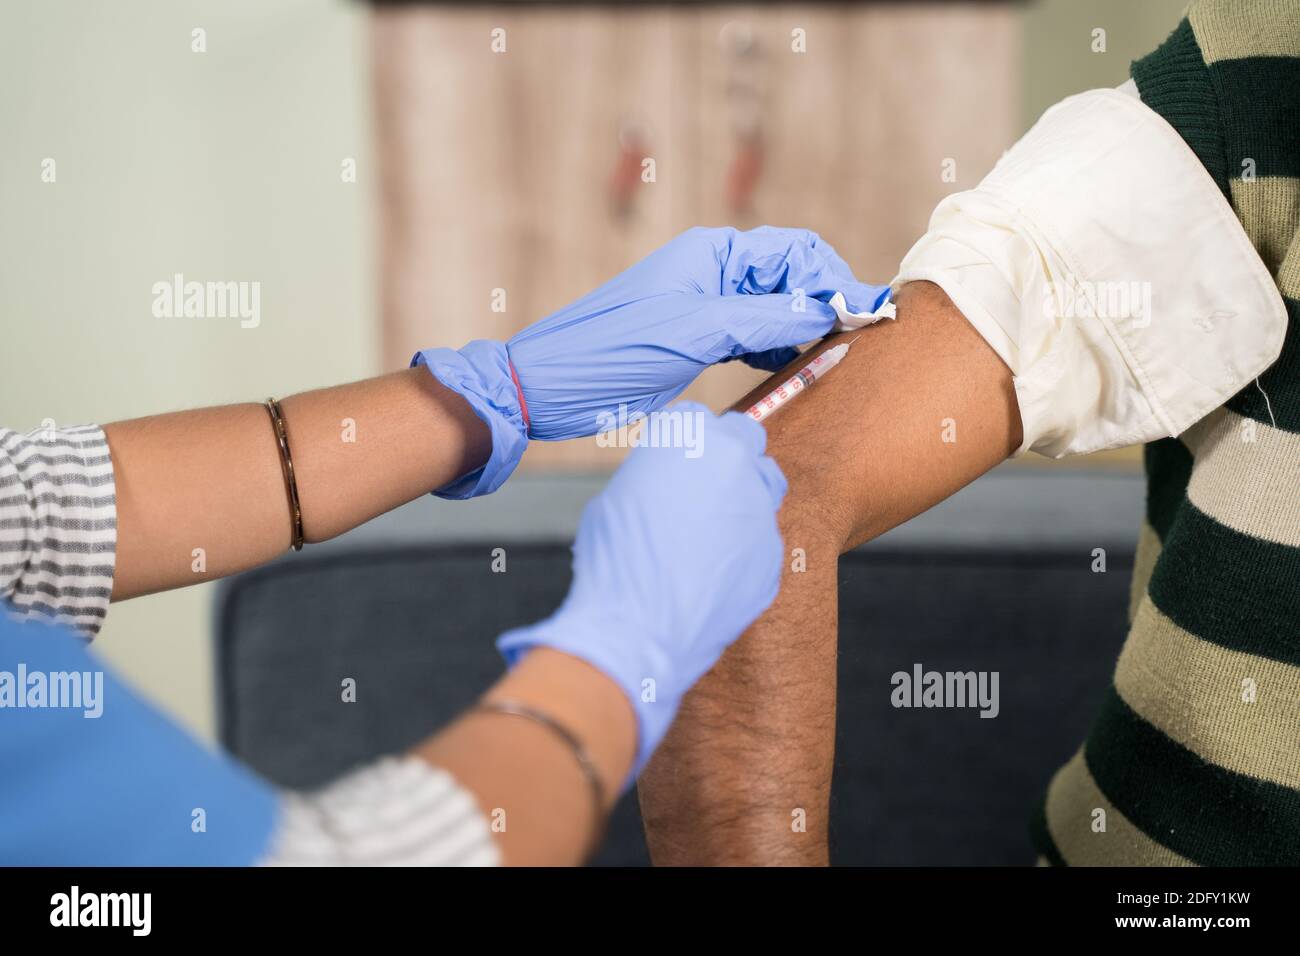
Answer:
[216,535,1132,865]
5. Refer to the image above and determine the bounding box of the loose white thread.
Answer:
[1254,377,1277,428]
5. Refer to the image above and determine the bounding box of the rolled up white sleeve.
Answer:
[889,86,1287,458]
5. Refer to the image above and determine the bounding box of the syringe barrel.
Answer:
[745,350,835,423]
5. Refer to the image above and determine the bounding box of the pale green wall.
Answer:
[0,0,375,738]
[1021,0,1190,129]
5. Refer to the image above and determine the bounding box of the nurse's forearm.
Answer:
[637,280,1023,864]
[106,368,489,600]
[414,647,637,866]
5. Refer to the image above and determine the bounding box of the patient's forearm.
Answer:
[637,280,1022,864]
[107,368,489,600]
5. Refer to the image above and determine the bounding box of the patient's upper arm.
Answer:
[730,279,1022,552]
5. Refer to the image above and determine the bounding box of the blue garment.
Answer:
[0,612,278,865]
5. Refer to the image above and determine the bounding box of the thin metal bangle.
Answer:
[473,699,608,861]
[263,398,304,552]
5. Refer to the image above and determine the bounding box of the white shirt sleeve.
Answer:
[260,757,501,867]
[0,425,116,637]
[881,86,1287,458]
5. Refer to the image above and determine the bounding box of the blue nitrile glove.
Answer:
[496,403,788,783]
[412,226,890,498]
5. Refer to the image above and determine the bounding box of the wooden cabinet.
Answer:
[373,3,1017,469]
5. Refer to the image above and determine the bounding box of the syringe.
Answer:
[745,339,857,424]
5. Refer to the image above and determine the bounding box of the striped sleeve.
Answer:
[0,424,116,638]
[1033,0,1300,867]
[260,757,501,867]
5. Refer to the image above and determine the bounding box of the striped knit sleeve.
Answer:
[260,757,501,867]
[0,424,116,638]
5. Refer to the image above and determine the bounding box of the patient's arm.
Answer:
[637,280,1023,864]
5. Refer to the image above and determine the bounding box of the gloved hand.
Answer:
[412,226,889,498]
[496,403,787,782]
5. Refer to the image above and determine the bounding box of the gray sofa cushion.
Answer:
[216,541,1130,865]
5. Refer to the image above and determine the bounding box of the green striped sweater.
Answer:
[1031,0,1300,867]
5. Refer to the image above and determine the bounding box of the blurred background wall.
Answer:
[0,0,375,738]
[0,0,1187,741]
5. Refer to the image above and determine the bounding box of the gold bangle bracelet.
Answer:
[263,397,304,552]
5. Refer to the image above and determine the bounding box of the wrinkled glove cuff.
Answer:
[410,340,528,499]
[497,613,673,789]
